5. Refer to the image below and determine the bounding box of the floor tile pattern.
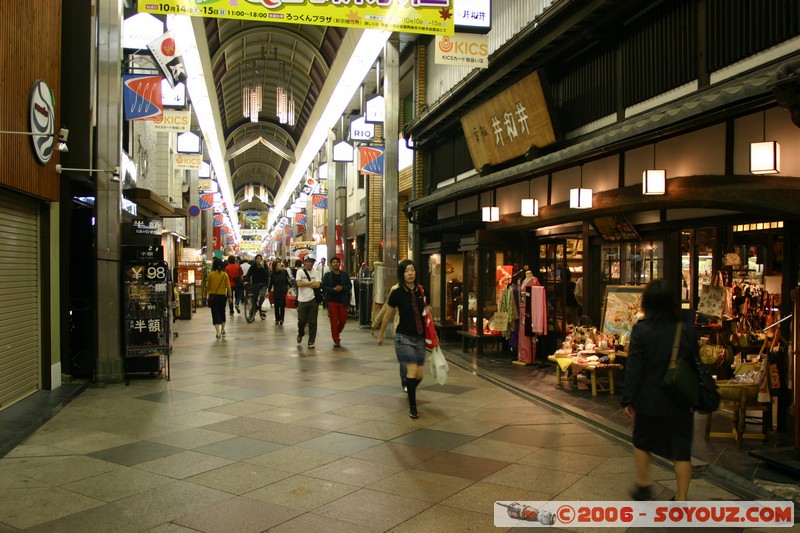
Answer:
[0,307,765,531]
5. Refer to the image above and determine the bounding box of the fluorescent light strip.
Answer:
[169,15,241,243]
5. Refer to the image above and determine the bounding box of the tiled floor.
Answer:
[0,306,788,532]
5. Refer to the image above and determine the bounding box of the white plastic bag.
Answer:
[429,345,449,386]
[261,298,271,312]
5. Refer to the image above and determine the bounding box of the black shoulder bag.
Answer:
[662,323,700,410]
[303,268,323,304]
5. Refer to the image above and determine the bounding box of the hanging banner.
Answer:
[301,176,318,195]
[137,0,454,36]
[122,74,163,121]
[147,31,187,88]
[312,194,328,209]
[199,193,214,210]
[359,145,384,176]
[213,226,221,250]
[213,214,224,227]
[461,70,557,170]
[295,212,307,225]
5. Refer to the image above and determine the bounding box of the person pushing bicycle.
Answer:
[243,254,271,320]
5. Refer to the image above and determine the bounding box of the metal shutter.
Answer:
[0,191,40,410]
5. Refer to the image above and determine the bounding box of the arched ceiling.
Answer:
[203,18,346,207]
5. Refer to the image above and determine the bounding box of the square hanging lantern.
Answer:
[521,198,539,217]
[750,141,780,174]
[569,188,593,209]
[481,206,499,222]
[642,169,666,195]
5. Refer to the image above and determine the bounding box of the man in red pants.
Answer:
[321,256,352,348]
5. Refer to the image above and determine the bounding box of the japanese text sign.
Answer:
[460,71,556,170]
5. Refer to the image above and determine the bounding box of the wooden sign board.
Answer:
[461,71,556,170]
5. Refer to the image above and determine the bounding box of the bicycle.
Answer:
[243,283,267,323]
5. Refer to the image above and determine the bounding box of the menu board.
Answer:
[123,256,171,381]
[601,285,645,339]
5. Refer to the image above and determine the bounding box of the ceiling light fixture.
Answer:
[521,180,539,217]
[275,49,295,127]
[242,50,264,124]
[482,190,499,222]
[750,110,780,175]
[643,144,666,195]
[570,164,592,209]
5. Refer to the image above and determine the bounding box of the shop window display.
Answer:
[463,249,522,336]
[428,253,463,325]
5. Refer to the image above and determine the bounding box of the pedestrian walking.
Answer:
[206,257,231,339]
[621,279,700,501]
[243,254,270,320]
[225,255,244,316]
[295,254,321,348]
[268,260,292,326]
[321,256,352,347]
[376,259,427,419]
[372,283,407,391]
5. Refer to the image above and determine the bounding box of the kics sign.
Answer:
[153,110,191,132]
[434,34,489,69]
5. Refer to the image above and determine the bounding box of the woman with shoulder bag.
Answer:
[376,260,428,419]
[206,257,232,339]
[621,279,700,502]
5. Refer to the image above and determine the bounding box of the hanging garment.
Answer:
[499,285,518,340]
[518,277,538,364]
[531,284,547,335]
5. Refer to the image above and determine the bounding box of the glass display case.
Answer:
[427,253,464,325]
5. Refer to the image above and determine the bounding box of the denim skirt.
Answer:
[394,333,426,365]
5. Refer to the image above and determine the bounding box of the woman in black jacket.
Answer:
[621,279,700,502]
[268,260,292,326]
[243,254,271,320]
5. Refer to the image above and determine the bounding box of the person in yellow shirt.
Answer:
[206,257,232,339]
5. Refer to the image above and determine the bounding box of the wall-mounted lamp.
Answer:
[750,111,780,174]
[0,126,70,153]
[569,165,592,209]
[643,144,666,195]
[56,164,120,181]
[521,180,539,217]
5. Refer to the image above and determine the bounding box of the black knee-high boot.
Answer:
[406,378,419,418]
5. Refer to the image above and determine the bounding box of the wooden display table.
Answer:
[547,354,623,396]
[705,381,770,444]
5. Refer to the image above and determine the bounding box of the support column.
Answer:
[326,131,337,262]
[382,37,400,290]
[95,0,123,383]
[189,169,201,248]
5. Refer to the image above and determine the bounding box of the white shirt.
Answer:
[295,267,321,303]
[316,263,330,277]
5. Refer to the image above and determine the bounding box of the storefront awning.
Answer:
[122,188,187,218]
